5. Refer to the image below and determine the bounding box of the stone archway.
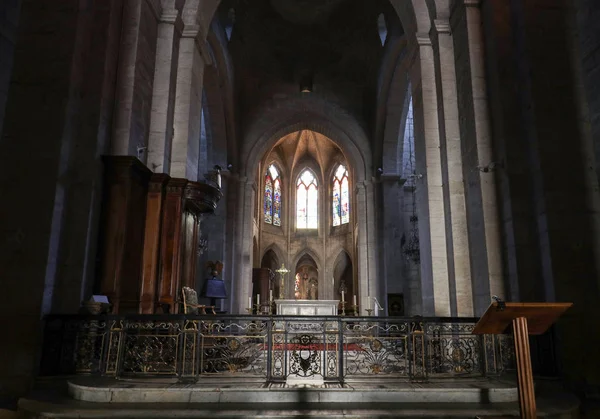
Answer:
[294,254,319,300]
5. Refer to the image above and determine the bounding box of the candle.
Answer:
[270,289,273,302]
[353,295,357,306]
[341,291,345,303]
[248,296,252,309]
[256,294,260,306]
[367,296,372,311]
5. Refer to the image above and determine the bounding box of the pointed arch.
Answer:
[296,168,318,229]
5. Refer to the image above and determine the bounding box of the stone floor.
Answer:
[14,377,582,419]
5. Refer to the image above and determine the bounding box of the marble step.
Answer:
[17,398,580,419]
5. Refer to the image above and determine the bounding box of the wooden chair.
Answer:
[181,287,215,314]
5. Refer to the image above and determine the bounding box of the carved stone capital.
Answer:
[181,24,200,38]
[159,8,179,24]
[434,19,451,35]
[415,32,432,47]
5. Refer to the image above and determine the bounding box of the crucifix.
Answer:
[275,263,290,299]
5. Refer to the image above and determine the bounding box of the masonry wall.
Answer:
[482,0,600,394]
[0,0,125,400]
[0,0,20,138]
[576,0,600,187]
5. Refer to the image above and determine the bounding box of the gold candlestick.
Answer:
[352,305,359,316]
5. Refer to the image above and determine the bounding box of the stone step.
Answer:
[17,398,579,419]
[67,377,519,404]
[18,377,579,419]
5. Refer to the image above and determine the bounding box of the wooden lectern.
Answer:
[472,302,572,419]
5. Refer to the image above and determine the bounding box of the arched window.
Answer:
[297,169,318,229]
[264,164,282,226]
[332,164,350,226]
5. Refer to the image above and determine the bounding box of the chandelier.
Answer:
[403,212,420,264]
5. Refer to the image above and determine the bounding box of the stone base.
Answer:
[14,377,581,419]
[65,377,519,404]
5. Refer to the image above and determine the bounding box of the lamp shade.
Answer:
[202,277,228,299]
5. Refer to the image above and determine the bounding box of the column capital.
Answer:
[159,8,179,24]
[415,32,432,47]
[181,24,200,38]
[434,19,451,35]
[464,0,481,7]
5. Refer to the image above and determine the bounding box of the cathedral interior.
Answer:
[1,0,600,417]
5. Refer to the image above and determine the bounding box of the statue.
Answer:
[308,277,318,300]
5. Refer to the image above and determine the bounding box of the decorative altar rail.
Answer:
[39,315,515,383]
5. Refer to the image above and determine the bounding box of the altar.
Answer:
[274,299,339,316]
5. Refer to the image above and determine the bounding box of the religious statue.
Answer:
[308,277,318,300]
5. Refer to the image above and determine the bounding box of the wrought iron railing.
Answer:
[39,314,515,383]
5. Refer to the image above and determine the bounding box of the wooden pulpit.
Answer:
[472,302,572,419]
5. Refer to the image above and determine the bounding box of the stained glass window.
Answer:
[332,164,350,226]
[264,164,281,225]
[297,169,318,229]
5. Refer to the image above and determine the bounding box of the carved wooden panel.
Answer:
[98,156,151,313]
[139,173,169,314]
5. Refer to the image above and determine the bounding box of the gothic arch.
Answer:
[291,248,322,274]
[242,97,371,183]
[261,243,286,269]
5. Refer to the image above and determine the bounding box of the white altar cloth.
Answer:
[274,299,339,316]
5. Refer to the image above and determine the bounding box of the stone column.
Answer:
[413,34,451,317]
[434,18,474,316]
[465,0,504,302]
[147,6,181,173]
[356,182,370,315]
[232,178,255,313]
[111,0,142,156]
[170,25,205,180]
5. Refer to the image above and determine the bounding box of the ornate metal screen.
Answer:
[40,314,517,383]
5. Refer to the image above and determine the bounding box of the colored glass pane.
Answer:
[332,165,349,226]
[273,178,281,226]
[264,175,273,224]
[297,169,318,229]
[333,180,341,226]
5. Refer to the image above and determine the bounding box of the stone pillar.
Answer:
[380,176,404,298]
[365,180,380,311]
[233,178,255,313]
[413,34,451,317]
[111,0,142,156]
[356,182,369,315]
[464,0,504,303]
[170,25,205,180]
[434,18,474,317]
[147,6,181,173]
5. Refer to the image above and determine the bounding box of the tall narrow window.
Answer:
[332,165,350,226]
[297,169,318,229]
[264,164,281,226]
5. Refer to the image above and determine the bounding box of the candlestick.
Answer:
[353,295,357,306]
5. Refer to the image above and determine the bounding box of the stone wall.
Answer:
[0,0,20,138]
[0,0,124,400]
[576,0,600,186]
[482,0,600,394]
